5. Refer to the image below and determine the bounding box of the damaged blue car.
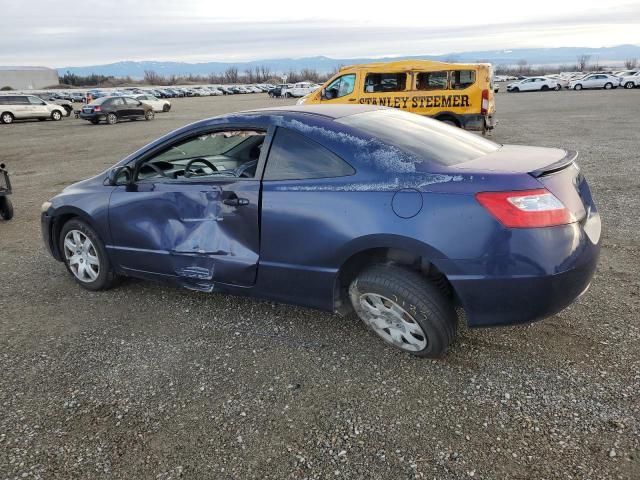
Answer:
[41,105,600,356]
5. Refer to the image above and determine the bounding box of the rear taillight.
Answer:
[481,89,489,115]
[476,189,575,228]
[93,106,101,112]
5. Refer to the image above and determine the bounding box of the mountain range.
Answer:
[58,45,640,78]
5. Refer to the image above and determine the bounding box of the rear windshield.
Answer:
[337,109,499,167]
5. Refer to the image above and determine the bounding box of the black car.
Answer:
[79,96,154,125]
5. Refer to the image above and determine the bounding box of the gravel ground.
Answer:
[0,90,638,479]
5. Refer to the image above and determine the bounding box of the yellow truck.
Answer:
[298,60,496,132]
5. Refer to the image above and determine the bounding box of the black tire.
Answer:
[574,84,583,90]
[106,113,118,125]
[144,110,154,121]
[90,119,100,124]
[439,118,459,127]
[1,112,14,124]
[624,82,634,89]
[511,87,519,92]
[51,110,62,121]
[349,264,457,357]
[59,218,118,291]
[604,82,613,90]
[38,118,47,121]
[162,104,170,112]
[0,196,14,220]
[554,84,561,91]
[541,85,549,91]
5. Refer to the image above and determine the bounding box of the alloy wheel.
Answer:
[356,293,427,352]
[1,113,13,124]
[63,230,100,282]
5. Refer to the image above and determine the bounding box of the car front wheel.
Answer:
[145,110,154,120]
[604,82,613,90]
[624,82,634,89]
[106,113,118,125]
[349,264,457,357]
[51,110,62,121]
[59,218,118,291]
[1,112,15,124]
[574,84,583,90]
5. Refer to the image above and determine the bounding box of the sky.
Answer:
[0,0,639,67]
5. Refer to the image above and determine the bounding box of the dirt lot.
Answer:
[1,90,639,479]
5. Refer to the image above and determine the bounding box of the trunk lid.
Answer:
[454,145,591,220]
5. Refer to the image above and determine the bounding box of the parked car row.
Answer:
[504,71,640,92]
[0,93,168,125]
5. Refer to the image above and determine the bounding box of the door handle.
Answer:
[223,197,249,207]
[348,98,356,102]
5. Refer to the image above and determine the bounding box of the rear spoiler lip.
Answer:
[530,150,578,177]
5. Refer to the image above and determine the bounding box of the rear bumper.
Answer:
[443,213,601,327]
[79,112,104,121]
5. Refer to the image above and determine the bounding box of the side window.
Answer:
[364,73,407,93]
[137,130,266,182]
[451,70,476,89]
[264,128,355,181]
[325,74,356,99]
[416,71,448,90]
[111,98,124,106]
[28,96,45,105]
[124,97,140,106]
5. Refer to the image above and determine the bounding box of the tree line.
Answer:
[60,66,337,87]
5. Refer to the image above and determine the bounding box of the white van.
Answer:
[0,95,67,124]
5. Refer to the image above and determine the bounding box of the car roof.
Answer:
[243,104,387,119]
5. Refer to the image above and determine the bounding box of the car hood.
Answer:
[451,145,574,176]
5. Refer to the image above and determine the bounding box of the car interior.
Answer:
[137,130,266,181]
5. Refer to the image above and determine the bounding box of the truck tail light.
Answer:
[476,189,575,228]
[481,89,489,115]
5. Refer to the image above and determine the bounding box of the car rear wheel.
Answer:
[59,218,118,291]
[624,82,635,89]
[554,84,561,91]
[106,113,118,125]
[0,196,14,220]
[349,264,457,357]
[604,82,613,90]
[162,104,170,112]
[51,110,62,121]
[1,112,14,124]
[574,84,583,90]
[145,110,154,121]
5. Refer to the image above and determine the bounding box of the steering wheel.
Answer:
[184,158,218,178]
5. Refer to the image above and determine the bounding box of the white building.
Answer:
[0,66,59,90]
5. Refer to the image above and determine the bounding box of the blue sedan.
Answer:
[41,105,601,357]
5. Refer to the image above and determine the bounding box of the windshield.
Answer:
[337,109,500,167]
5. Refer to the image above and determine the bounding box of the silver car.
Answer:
[0,95,67,124]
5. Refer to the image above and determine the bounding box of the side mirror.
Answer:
[105,166,132,186]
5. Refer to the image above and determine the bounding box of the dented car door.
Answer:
[107,177,260,289]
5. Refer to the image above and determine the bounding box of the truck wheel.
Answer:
[59,218,118,291]
[106,113,118,125]
[1,112,14,124]
[51,110,62,121]
[349,264,457,357]
[0,196,13,220]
